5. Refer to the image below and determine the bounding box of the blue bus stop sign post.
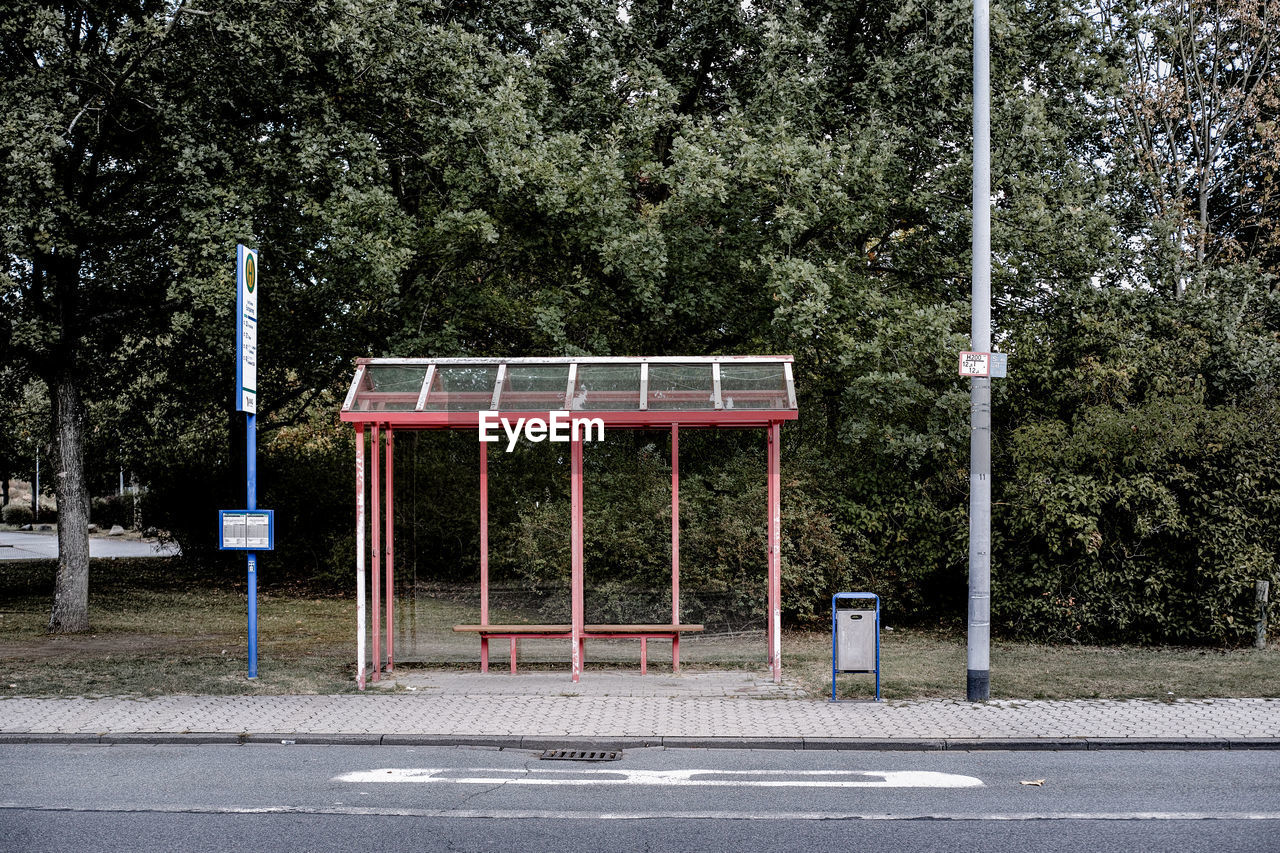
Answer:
[831,592,881,702]
[218,244,274,680]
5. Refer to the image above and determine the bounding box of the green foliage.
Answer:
[90,495,136,530]
[500,432,857,630]
[4,0,1277,645]
[2,503,33,525]
[995,279,1280,643]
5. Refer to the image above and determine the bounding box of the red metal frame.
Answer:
[671,423,680,672]
[341,355,796,430]
[371,423,381,682]
[342,409,796,429]
[479,440,490,672]
[347,356,793,689]
[571,436,585,682]
[768,421,782,683]
[355,424,366,691]
[385,427,395,673]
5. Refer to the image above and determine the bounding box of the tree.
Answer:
[3,4,210,629]
[0,1,391,628]
[1096,0,1280,293]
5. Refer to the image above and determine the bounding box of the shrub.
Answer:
[500,432,858,631]
[992,283,1280,645]
[2,503,34,525]
[91,495,136,529]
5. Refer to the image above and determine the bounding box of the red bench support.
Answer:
[453,624,704,674]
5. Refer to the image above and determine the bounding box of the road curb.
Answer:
[942,738,1091,751]
[802,738,947,751]
[101,732,247,745]
[381,735,523,748]
[3,733,1277,750]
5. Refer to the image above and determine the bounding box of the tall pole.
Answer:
[355,424,366,690]
[235,244,261,681]
[371,423,381,682]
[247,410,257,679]
[767,421,782,684]
[671,424,680,672]
[968,0,992,702]
[385,428,395,673]
[570,436,584,683]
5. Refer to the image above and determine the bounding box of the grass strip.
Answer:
[1,558,1276,699]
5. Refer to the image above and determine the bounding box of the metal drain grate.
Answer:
[539,748,622,762]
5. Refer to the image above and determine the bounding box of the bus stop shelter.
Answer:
[339,356,798,689]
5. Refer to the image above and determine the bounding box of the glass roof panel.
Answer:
[422,365,499,412]
[500,365,571,411]
[721,364,788,410]
[572,365,641,411]
[343,357,796,419]
[350,365,429,412]
[648,364,715,410]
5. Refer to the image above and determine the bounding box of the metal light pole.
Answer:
[967,0,993,702]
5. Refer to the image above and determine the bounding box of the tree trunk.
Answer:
[48,374,91,634]
[1197,180,1210,267]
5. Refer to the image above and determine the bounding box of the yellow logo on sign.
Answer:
[245,253,257,293]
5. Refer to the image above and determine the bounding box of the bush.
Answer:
[91,494,136,529]
[500,432,858,631]
[996,395,1280,644]
[992,283,1280,645]
[2,503,33,525]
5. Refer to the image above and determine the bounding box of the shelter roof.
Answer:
[339,356,797,428]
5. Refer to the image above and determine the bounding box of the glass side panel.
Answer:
[648,363,715,410]
[572,364,641,410]
[720,363,790,410]
[423,365,499,412]
[500,365,572,411]
[352,365,429,411]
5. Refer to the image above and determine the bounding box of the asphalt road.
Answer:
[0,530,180,560]
[2,744,1276,851]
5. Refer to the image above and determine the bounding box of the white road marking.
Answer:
[5,804,1280,821]
[333,767,984,788]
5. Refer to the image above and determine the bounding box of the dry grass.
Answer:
[784,629,1280,701]
[2,558,1277,699]
[0,558,355,696]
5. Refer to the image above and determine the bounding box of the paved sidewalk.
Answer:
[2,672,1278,749]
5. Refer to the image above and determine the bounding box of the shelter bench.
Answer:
[452,624,705,675]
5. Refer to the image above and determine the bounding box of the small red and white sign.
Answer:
[959,351,990,377]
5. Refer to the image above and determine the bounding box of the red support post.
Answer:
[570,436,584,682]
[385,428,395,673]
[767,421,782,683]
[480,440,490,673]
[371,423,381,681]
[355,424,366,691]
[671,423,680,673]
[765,425,773,672]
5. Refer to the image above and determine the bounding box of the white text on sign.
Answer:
[479,411,605,452]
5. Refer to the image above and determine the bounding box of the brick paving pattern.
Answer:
[2,672,1278,745]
